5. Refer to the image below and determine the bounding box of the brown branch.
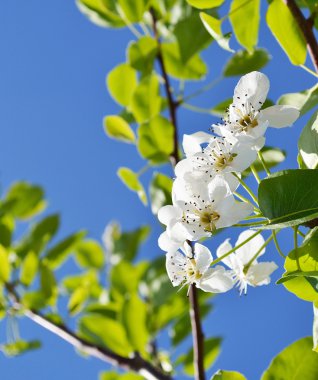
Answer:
[189,285,206,380]
[284,0,318,73]
[151,9,180,166]
[6,285,171,380]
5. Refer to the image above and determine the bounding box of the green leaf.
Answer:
[278,83,318,116]
[79,315,132,357]
[107,63,138,107]
[186,0,224,8]
[130,74,161,123]
[243,146,286,177]
[282,228,318,302]
[261,337,318,380]
[223,49,270,77]
[200,12,234,52]
[22,291,48,310]
[162,42,207,80]
[40,263,57,302]
[211,370,247,380]
[2,182,45,220]
[100,372,143,380]
[104,222,150,262]
[149,172,173,214]
[117,167,147,205]
[63,271,101,299]
[229,0,260,53]
[0,245,10,283]
[266,0,307,65]
[104,115,135,144]
[117,0,148,22]
[137,115,174,164]
[1,340,41,357]
[174,12,212,63]
[20,251,39,287]
[121,294,149,354]
[298,110,318,169]
[177,337,222,375]
[258,169,318,228]
[68,286,89,316]
[75,240,105,269]
[0,215,14,248]
[45,230,86,269]
[76,0,125,28]
[127,36,157,74]
[16,214,60,258]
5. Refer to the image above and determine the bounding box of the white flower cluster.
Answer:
[158,72,299,295]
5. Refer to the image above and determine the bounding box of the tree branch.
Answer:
[189,285,206,380]
[284,0,318,73]
[6,285,170,380]
[151,9,180,166]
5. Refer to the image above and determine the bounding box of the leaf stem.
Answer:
[244,235,274,273]
[250,164,261,183]
[272,230,286,258]
[232,173,259,206]
[257,151,270,176]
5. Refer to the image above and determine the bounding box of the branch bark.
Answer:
[284,0,318,73]
[151,10,206,379]
[6,285,170,380]
[189,285,206,380]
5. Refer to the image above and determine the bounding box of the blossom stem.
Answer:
[232,220,266,227]
[300,64,318,78]
[272,230,286,258]
[244,235,274,273]
[189,284,206,380]
[250,164,261,183]
[257,151,270,176]
[232,173,259,206]
[210,230,262,266]
[234,191,259,213]
[180,76,222,104]
[297,229,306,238]
[181,103,214,114]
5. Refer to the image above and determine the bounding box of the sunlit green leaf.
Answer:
[117,167,147,205]
[261,337,318,380]
[278,83,318,116]
[137,115,174,164]
[212,370,247,380]
[229,0,260,53]
[0,215,14,248]
[100,372,143,380]
[20,251,39,287]
[162,42,208,80]
[117,0,149,22]
[127,36,157,74]
[298,111,318,169]
[0,245,10,283]
[200,12,234,52]
[107,63,138,107]
[104,115,135,144]
[68,286,89,316]
[130,74,161,123]
[75,240,105,269]
[1,340,41,357]
[186,0,224,8]
[266,0,307,65]
[223,49,270,76]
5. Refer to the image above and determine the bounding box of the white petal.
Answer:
[158,231,183,253]
[216,238,234,269]
[194,243,212,273]
[216,197,253,228]
[222,173,240,192]
[235,230,266,266]
[158,205,181,226]
[166,251,187,286]
[183,132,211,157]
[260,105,300,128]
[198,266,234,293]
[247,261,278,286]
[207,176,231,205]
[234,71,270,109]
[182,241,193,258]
[174,158,194,178]
[231,145,257,172]
[168,221,191,243]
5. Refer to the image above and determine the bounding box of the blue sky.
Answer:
[0,1,316,379]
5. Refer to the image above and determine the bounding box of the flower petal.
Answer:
[216,197,253,228]
[158,231,182,253]
[183,132,211,157]
[198,266,234,293]
[235,230,266,266]
[233,71,270,110]
[247,261,278,286]
[260,105,300,128]
[158,205,181,226]
[216,238,234,269]
[194,243,213,273]
[207,176,231,205]
[166,251,187,286]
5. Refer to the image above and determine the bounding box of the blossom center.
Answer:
[239,114,258,130]
[199,210,220,233]
[186,259,202,280]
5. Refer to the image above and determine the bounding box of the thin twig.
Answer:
[284,0,318,73]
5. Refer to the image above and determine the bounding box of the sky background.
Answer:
[0,1,317,379]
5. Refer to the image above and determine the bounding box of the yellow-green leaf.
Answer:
[20,251,39,287]
[104,115,135,144]
[186,0,224,9]
[117,167,147,205]
[0,246,10,283]
[200,13,234,52]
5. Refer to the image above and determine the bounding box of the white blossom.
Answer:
[166,242,234,293]
[158,176,253,251]
[212,71,300,149]
[216,230,278,295]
